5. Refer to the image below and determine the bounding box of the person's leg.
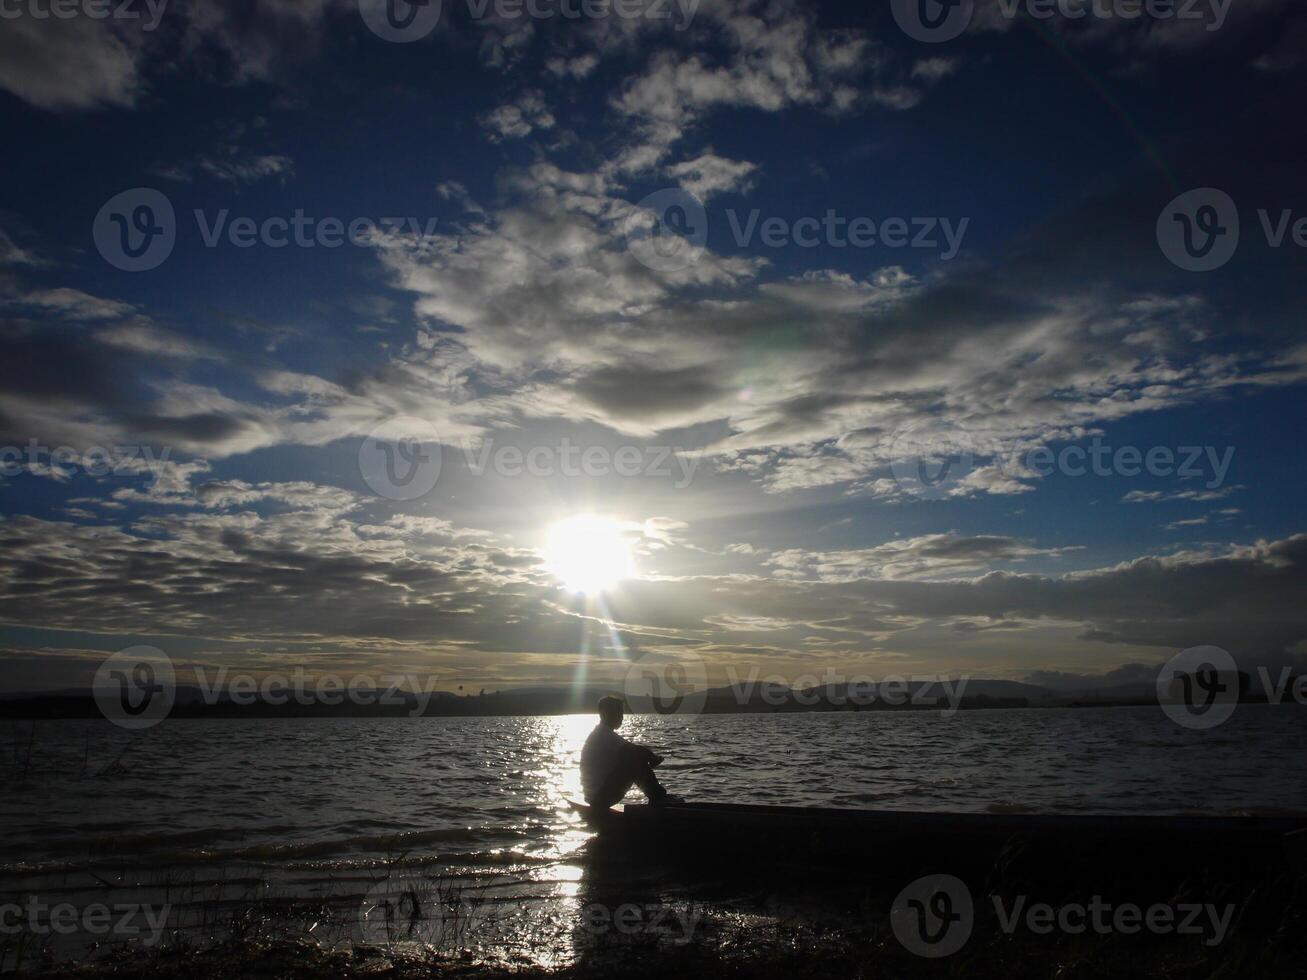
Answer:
[623,743,668,802]
[588,769,635,809]
[589,744,667,807]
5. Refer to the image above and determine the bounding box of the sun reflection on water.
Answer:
[495,714,603,967]
[533,713,594,861]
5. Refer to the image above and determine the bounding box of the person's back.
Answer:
[580,720,626,803]
[578,695,677,808]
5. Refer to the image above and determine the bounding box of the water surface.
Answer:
[3,707,1304,962]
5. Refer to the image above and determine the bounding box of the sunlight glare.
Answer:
[542,515,635,595]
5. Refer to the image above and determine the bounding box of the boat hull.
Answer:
[569,800,1306,884]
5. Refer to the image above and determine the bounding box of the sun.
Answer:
[542,515,636,595]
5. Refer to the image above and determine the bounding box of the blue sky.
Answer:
[1,0,1305,695]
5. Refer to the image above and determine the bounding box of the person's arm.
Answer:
[629,737,662,767]
[613,731,661,766]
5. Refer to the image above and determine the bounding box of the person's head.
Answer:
[597,695,624,730]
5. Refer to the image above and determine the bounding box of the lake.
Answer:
[3,706,1305,963]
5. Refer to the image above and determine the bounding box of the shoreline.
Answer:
[7,832,1307,978]
[23,889,1307,980]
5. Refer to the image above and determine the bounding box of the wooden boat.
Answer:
[568,800,1307,879]
[571,800,1305,841]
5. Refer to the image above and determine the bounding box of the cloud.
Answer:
[0,503,556,651]
[0,227,43,267]
[1,0,1302,517]
[629,535,1307,668]
[911,57,959,82]
[321,71,1299,498]
[480,90,556,141]
[0,318,279,458]
[364,155,1306,494]
[93,321,225,361]
[6,93,1299,508]
[665,152,757,200]
[969,0,1294,56]
[766,533,1075,581]
[600,1,921,173]
[21,460,74,483]
[4,288,135,321]
[611,7,878,129]
[1123,486,1242,503]
[436,181,486,216]
[154,153,295,186]
[546,52,600,79]
[1164,507,1242,531]
[193,479,361,514]
[0,1,344,112]
[4,508,1302,684]
[178,0,346,84]
[0,16,142,110]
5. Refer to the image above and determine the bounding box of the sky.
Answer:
[1,0,1306,697]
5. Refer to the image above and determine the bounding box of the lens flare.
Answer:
[542,515,635,595]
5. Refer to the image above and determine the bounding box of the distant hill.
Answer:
[0,678,1047,718]
[3,673,1298,719]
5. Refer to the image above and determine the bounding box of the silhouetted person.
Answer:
[580,696,679,808]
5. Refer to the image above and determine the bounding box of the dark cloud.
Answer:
[125,411,255,444]
[0,15,143,111]
[573,364,727,421]
[0,322,137,412]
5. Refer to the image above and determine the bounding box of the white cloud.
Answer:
[6,288,135,321]
[480,90,556,142]
[0,227,43,267]
[665,152,757,200]
[767,533,1075,581]
[155,153,295,186]
[546,52,600,79]
[607,0,914,168]
[94,321,225,360]
[356,160,1305,495]
[1123,486,1242,503]
[436,181,486,216]
[911,57,959,81]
